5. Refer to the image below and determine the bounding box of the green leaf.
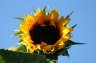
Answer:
[0,49,49,63]
[15,17,24,22]
[16,45,27,52]
[67,40,84,45]
[43,6,46,12]
[61,49,69,57]
[31,6,36,13]
[13,31,23,36]
[72,24,77,28]
[65,40,84,49]
[50,48,69,57]
[43,48,69,60]
[17,40,22,44]
[45,53,58,60]
[65,11,73,19]
[0,55,5,63]
[34,50,58,60]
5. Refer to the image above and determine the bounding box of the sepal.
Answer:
[15,17,24,22]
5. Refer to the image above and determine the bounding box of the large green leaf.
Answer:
[33,50,58,61]
[0,49,49,63]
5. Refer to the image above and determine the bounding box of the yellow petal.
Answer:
[62,34,71,42]
[25,14,33,21]
[61,26,73,36]
[49,10,59,21]
[36,44,41,50]
[46,45,52,51]
[34,8,47,24]
[59,16,70,26]
[55,39,65,49]
[63,18,70,25]
[34,8,41,16]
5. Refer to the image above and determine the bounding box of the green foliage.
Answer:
[31,6,36,13]
[65,11,73,19]
[65,40,84,46]
[16,45,27,52]
[15,18,24,22]
[0,49,49,63]
[59,49,69,56]
[57,40,83,57]
[72,24,77,28]
[0,40,82,63]
[0,55,5,63]
[13,31,23,36]
[43,6,46,12]
[14,40,82,61]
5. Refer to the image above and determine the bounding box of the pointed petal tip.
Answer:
[72,42,86,45]
[43,6,46,12]
[65,11,74,19]
[72,24,77,28]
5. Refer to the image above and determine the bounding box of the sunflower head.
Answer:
[15,7,73,53]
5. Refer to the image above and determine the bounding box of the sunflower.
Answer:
[16,8,73,53]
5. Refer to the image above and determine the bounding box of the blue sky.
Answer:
[0,0,96,63]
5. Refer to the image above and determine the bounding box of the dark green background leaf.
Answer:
[0,49,49,63]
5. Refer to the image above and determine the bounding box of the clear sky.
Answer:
[0,0,96,63]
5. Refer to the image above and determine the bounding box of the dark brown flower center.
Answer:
[29,21,60,45]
